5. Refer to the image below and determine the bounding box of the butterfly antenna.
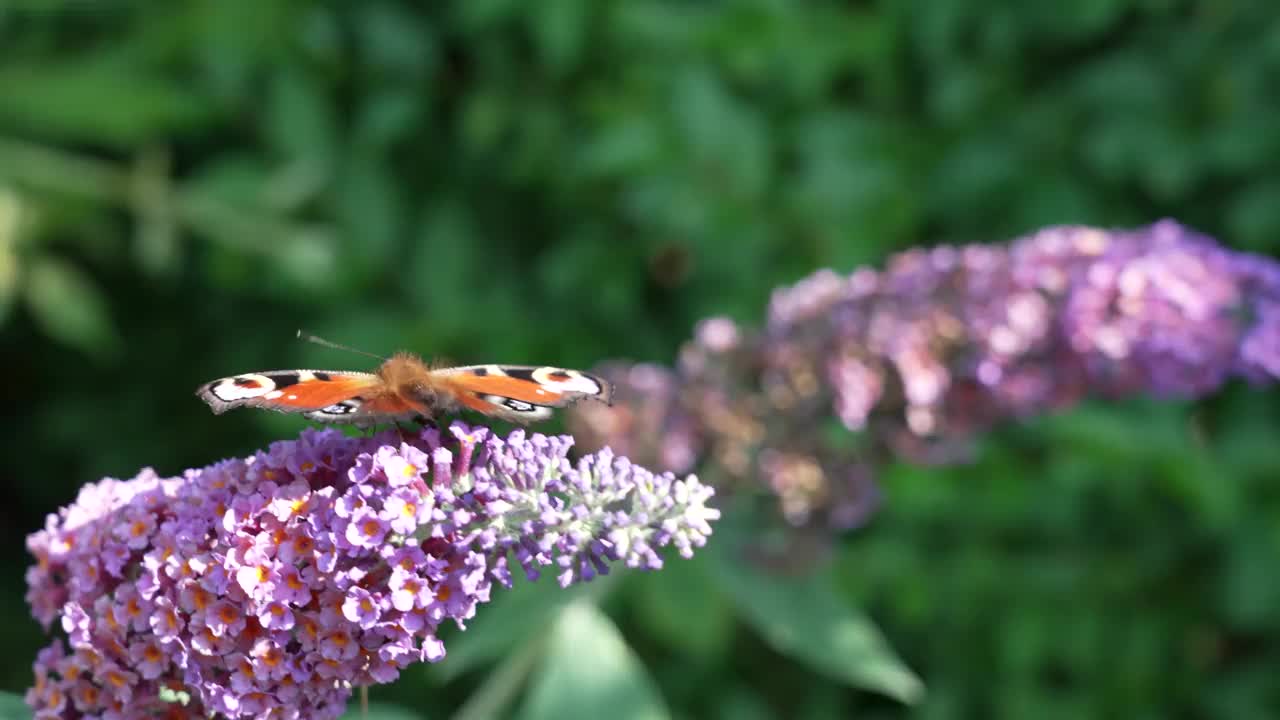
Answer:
[296,330,386,361]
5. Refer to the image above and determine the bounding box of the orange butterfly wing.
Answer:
[430,365,612,423]
[197,370,426,424]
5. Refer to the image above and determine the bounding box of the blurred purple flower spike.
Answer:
[25,422,718,719]
[571,220,1280,536]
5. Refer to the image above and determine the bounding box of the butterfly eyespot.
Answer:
[470,365,508,377]
[478,395,541,414]
[319,402,359,415]
[207,373,278,402]
[530,367,604,395]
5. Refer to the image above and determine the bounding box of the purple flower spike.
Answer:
[25,424,716,719]
[570,220,1280,542]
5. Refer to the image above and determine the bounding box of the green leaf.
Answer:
[356,2,435,78]
[0,690,27,720]
[715,549,924,704]
[0,187,22,325]
[1227,179,1280,254]
[354,90,423,150]
[712,686,775,720]
[670,65,770,200]
[267,68,336,162]
[403,200,482,343]
[517,601,669,720]
[22,254,119,358]
[131,146,180,277]
[449,625,547,720]
[529,0,589,75]
[182,155,273,210]
[335,152,402,278]
[339,700,426,720]
[431,575,591,683]
[456,0,523,29]
[459,88,512,154]
[573,118,662,179]
[0,61,208,146]
[632,552,733,660]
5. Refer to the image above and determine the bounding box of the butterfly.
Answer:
[196,335,612,427]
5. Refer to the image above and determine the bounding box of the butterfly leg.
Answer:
[352,419,378,440]
[386,415,435,444]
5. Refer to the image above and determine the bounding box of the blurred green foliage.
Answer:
[3,0,1280,718]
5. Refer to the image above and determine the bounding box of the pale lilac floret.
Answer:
[148,597,182,641]
[128,638,168,679]
[269,566,311,607]
[24,422,717,719]
[382,447,430,488]
[388,567,430,612]
[257,601,296,631]
[382,488,426,534]
[203,600,247,638]
[342,587,383,629]
[344,506,389,549]
[232,543,275,598]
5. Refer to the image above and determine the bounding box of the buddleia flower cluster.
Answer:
[570,220,1280,535]
[25,423,718,719]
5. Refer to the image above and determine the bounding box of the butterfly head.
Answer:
[375,353,447,408]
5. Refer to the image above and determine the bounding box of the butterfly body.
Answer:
[197,352,612,426]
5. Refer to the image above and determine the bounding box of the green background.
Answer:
[3,1,1280,718]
